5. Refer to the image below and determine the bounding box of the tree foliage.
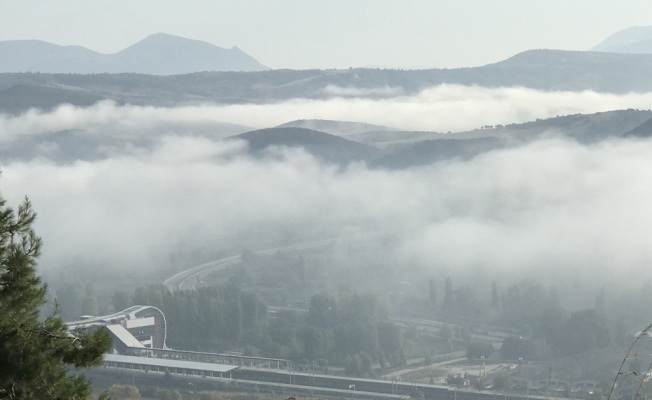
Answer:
[428,278,437,307]
[501,336,531,360]
[465,341,494,360]
[133,284,267,351]
[442,277,453,314]
[303,293,403,370]
[0,193,110,399]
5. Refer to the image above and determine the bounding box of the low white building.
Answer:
[66,305,167,352]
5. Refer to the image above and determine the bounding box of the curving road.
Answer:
[164,235,515,347]
[163,238,338,292]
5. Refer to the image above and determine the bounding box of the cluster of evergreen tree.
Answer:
[129,285,405,376]
[0,191,110,399]
[439,277,615,359]
[497,281,612,357]
[304,293,404,371]
[132,285,267,351]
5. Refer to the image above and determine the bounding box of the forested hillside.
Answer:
[2,50,652,113]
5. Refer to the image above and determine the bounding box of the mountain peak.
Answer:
[128,32,210,47]
[0,33,268,74]
[592,25,652,53]
[113,33,268,74]
[148,32,176,39]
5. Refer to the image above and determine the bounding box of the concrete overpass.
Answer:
[163,237,338,291]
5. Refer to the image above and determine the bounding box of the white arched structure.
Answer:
[67,305,167,350]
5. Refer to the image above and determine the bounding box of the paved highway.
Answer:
[160,235,524,400]
[163,238,338,291]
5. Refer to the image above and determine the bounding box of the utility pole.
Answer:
[545,366,552,400]
[505,376,509,400]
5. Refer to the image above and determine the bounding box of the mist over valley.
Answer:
[4,18,652,398]
[4,91,652,315]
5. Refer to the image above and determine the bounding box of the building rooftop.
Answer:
[105,324,145,348]
[66,305,160,328]
[104,354,239,373]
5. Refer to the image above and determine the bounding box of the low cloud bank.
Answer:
[3,135,652,304]
[1,85,652,141]
[2,85,652,305]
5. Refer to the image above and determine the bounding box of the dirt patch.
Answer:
[383,359,517,385]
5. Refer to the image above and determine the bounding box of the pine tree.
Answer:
[442,277,453,314]
[428,278,437,307]
[0,192,111,399]
[491,281,500,309]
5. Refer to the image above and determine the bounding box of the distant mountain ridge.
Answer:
[591,26,652,53]
[0,33,268,74]
[3,49,652,113]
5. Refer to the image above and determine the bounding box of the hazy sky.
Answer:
[1,0,651,69]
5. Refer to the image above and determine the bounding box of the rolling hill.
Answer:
[275,119,395,137]
[0,122,251,164]
[3,110,652,168]
[227,127,379,165]
[472,109,652,143]
[2,48,652,114]
[370,137,505,169]
[624,117,652,138]
[0,84,105,114]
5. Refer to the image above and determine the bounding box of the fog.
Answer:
[4,135,652,300]
[2,85,652,307]
[3,85,652,139]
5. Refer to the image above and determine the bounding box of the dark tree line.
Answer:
[432,277,616,359]
[304,293,405,374]
[0,192,110,399]
[132,285,267,351]
[129,286,405,376]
